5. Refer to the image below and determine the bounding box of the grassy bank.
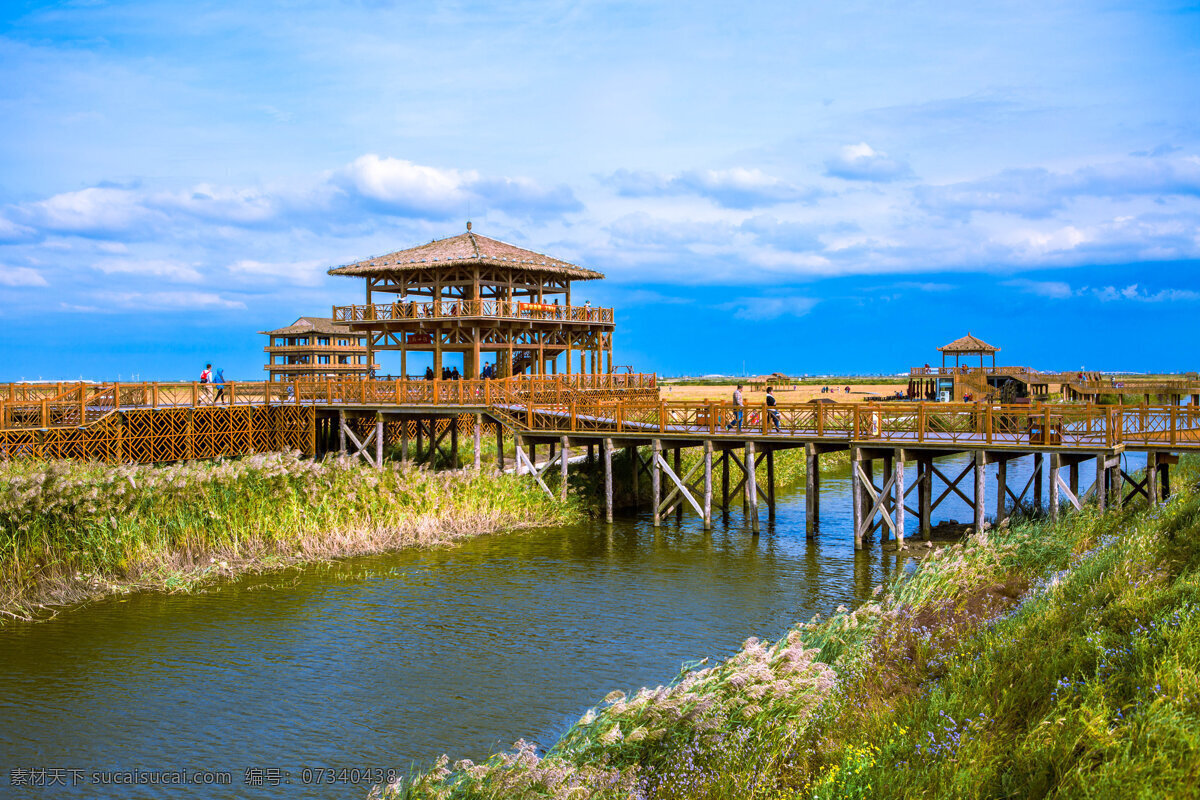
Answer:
[382,457,1200,799]
[1,452,576,622]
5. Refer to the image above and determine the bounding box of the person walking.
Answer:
[726,383,745,431]
[766,386,781,432]
[212,368,227,404]
[199,363,213,403]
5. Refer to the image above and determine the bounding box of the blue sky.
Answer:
[2,0,1200,380]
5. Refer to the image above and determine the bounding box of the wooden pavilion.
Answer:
[938,332,998,370]
[261,317,375,382]
[328,224,614,378]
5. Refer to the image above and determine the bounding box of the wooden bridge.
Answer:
[1,375,1191,550]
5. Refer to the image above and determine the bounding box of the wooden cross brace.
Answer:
[514,445,557,499]
[655,451,705,518]
[340,417,378,468]
[930,461,975,512]
[855,462,898,538]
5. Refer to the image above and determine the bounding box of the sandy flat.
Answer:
[658,382,908,405]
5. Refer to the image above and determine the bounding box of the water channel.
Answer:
[0,451,1104,798]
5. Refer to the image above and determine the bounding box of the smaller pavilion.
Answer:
[261,317,375,382]
[937,332,998,370]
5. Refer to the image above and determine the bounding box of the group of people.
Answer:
[819,385,852,394]
[421,363,501,380]
[198,363,228,403]
[725,384,782,433]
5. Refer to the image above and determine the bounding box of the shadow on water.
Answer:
[0,450,1085,798]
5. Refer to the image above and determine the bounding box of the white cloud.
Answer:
[228,258,327,286]
[1004,279,1075,298]
[95,291,247,310]
[719,295,818,320]
[336,155,475,216]
[605,167,820,208]
[0,265,48,286]
[93,258,204,282]
[824,143,913,182]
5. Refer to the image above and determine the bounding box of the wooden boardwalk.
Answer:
[1,375,1190,550]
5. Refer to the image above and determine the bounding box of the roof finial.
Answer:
[466,220,472,232]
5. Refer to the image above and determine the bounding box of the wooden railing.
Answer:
[500,400,1200,450]
[332,300,615,325]
[0,374,659,431]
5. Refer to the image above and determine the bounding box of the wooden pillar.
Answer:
[1049,453,1061,521]
[451,419,459,468]
[861,459,874,542]
[417,417,424,461]
[1094,454,1106,511]
[974,450,987,532]
[514,434,525,475]
[338,409,347,454]
[603,438,614,523]
[674,447,683,522]
[1069,462,1079,499]
[852,447,863,550]
[1033,453,1044,511]
[1162,460,1171,500]
[766,448,776,522]
[721,449,730,518]
[746,440,759,533]
[1147,452,1159,506]
[400,417,409,463]
[652,439,662,527]
[805,443,819,539]
[894,448,905,547]
[495,422,504,471]
[473,413,482,471]
[996,457,1007,525]
[919,456,932,541]
[629,446,639,510]
[375,413,384,470]
[703,439,713,530]
[560,435,570,502]
[1111,456,1123,509]
[881,453,893,543]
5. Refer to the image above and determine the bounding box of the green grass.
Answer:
[382,456,1200,800]
[1,452,576,620]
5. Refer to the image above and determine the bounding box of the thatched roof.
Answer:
[327,227,603,281]
[937,332,999,354]
[259,317,355,336]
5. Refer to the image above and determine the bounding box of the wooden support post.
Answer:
[996,457,1007,526]
[375,414,384,470]
[1095,454,1107,511]
[920,456,932,541]
[515,435,525,475]
[1049,453,1061,521]
[338,410,347,454]
[473,413,482,471]
[703,439,713,530]
[852,447,863,550]
[603,438,614,523]
[721,449,730,518]
[881,453,893,543]
[805,443,819,539]
[1069,462,1079,499]
[494,422,504,471]
[401,418,409,463]
[652,439,662,527]
[861,459,874,541]
[1111,456,1123,509]
[1033,452,1044,511]
[746,440,759,533]
[766,448,776,522]
[451,422,459,469]
[974,450,987,531]
[894,448,905,547]
[1147,453,1159,507]
[629,446,640,510]
[674,447,683,522]
[560,435,570,502]
[1162,460,1171,500]
[417,418,424,461]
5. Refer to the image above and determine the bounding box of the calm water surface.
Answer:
[0,452,1097,798]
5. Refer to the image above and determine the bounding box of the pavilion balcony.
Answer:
[264,344,369,354]
[332,300,614,326]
